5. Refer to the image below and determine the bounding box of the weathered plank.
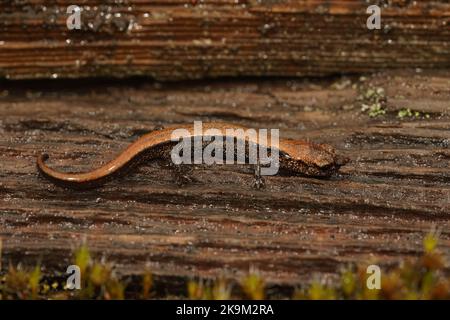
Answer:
[0,70,449,296]
[1,1,450,80]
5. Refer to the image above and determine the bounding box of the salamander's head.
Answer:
[281,140,349,177]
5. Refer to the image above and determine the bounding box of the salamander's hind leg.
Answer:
[157,143,195,186]
[169,162,195,186]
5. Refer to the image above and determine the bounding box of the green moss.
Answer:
[359,86,387,118]
[0,264,41,299]
[397,108,431,119]
[141,271,153,299]
[187,278,232,300]
[366,103,386,117]
[302,281,337,300]
[74,244,90,276]
[72,245,124,300]
[187,280,210,299]
[240,268,265,300]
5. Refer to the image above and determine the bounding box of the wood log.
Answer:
[0,1,450,80]
[0,70,449,296]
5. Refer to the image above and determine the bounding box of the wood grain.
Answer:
[1,1,450,80]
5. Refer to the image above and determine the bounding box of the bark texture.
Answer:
[0,70,449,295]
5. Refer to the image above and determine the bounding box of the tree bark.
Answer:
[0,0,450,80]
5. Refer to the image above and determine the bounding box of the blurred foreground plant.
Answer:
[70,244,125,299]
[188,277,232,300]
[295,230,449,300]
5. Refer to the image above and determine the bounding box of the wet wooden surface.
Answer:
[1,0,450,80]
[0,70,450,295]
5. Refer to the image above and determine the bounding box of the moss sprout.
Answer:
[240,268,265,300]
[397,108,431,119]
[359,86,387,118]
